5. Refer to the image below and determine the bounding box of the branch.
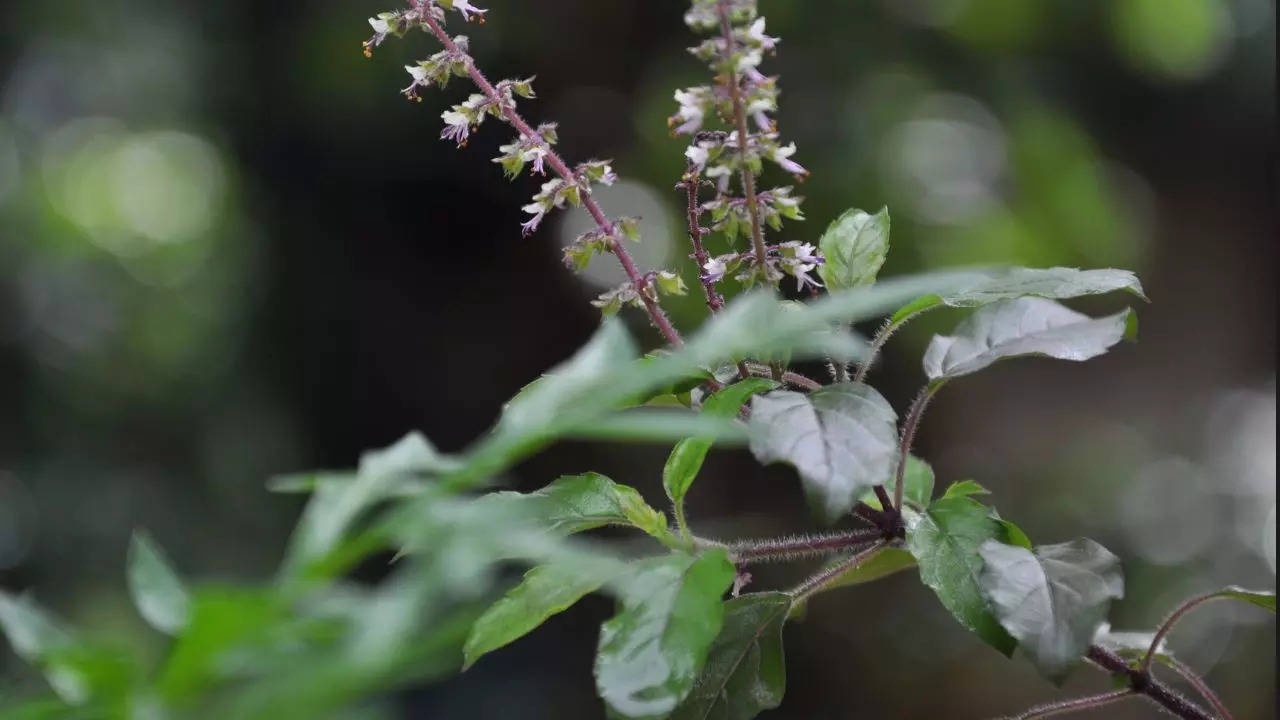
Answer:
[890,385,937,511]
[1162,656,1233,720]
[1005,689,1134,719]
[727,528,882,565]
[1085,645,1216,720]
[789,541,885,602]
[715,1,770,282]
[681,170,723,314]
[741,362,821,391]
[1141,591,1224,673]
[418,11,684,348]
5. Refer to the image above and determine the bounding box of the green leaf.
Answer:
[888,267,1147,326]
[479,472,673,543]
[815,546,917,594]
[978,538,1124,682]
[906,497,1016,656]
[594,550,736,719]
[923,298,1136,383]
[0,592,101,705]
[862,455,934,511]
[159,587,284,701]
[748,383,898,523]
[126,530,191,635]
[1213,586,1276,612]
[670,592,790,720]
[571,409,748,445]
[994,518,1033,550]
[664,379,778,507]
[817,207,890,291]
[464,562,619,670]
[941,479,989,499]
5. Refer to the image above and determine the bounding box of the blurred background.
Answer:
[0,0,1274,717]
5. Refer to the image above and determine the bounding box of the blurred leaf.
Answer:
[595,550,735,719]
[748,383,898,523]
[570,409,749,445]
[1209,586,1276,613]
[862,455,934,511]
[158,587,283,702]
[477,472,673,544]
[463,562,619,670]
[671,592,789,720]
[127,530,191,635]
[664,378,778,508]
[1092,622,1169,663]
[906,498,1016,657]
[0,593,70,665]
[923,298,1136,384]
[817,207,890,292]
[978,538,1124,683]
[941,480,990,499]
[889,267,1145,326]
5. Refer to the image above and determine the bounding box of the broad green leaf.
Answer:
[861,455,934,511]
[1212,586,1276,612]
[595,550,735,719]
[127,530,190,635]
[941,479,989,499]
[478,472,672,543]
[282,431,454,575]
[748,383,898,523]
[906,497,1016,656]
[888,267,1147,326]
[159,587,284,701]
[923,297,1136,383]
[464,562,619,670]
[978,538,1124,682]
[817,207,890,291]
[671,592,790,720]
[664,379,778,507]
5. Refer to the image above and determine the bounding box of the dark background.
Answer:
[0,0,1275,717]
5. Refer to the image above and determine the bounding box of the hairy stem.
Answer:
[1086,644,1215,720]
[420,12,684,347]
[742,362,821,391]
[853,316,902,384]
[1163,657,1234,720]
[789,541,885,602]
[728,528,882,565]
[891,385,938,511]
[1006,689,1134,719]
[683,172,723,314]
[1141,591,1225,673]
[715,1,770,280]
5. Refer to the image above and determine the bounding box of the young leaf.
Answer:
[748,383,898,523]
[923,297,1136,383]
[978,538,1124,683]
[126,530,191,635]
[670,592,790,720]
[464,562,619,670]
[888,267,1146,327]
[664,378,778,508]
[940,479,989,499]
[817,206,890,291]
[906,498,1016,656]
[595,550,736,719]
[815,546,917,594]
[477,472,672,543]
[1209,586,1276,612]
[0,592,92,704]
[861,455,934,511]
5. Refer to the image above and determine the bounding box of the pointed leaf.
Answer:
[923,297,1136,383]
[941,480,989,499]
[979,538,1124,682]
[889,267,1146,326]
[0,592,95,704]
[817,207,890,291]
[478,472,672,543]
[671,592,790,720]
[595,550,735,719]
[664,379,778,507]
[127,530,190,635]
[464,562,619,670]
[815,546,917,594]
[748,383,898,523]
[906,498,1016,656]
[1212,586,1275,612]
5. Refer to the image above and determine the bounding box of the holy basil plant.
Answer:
[0,1,1273,719]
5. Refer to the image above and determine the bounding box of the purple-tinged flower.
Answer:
[520,210,545,237]
[768,141,809,180]
[702,256,727,283]
[440,110,472,146]
[448,0,488,23]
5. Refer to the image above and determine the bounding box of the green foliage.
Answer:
[817,207,890,291]
[862,455,934,511]
[126,530,191,635]
[979,539,1124,682]
[747,383,898,523]
[594,550,735,719]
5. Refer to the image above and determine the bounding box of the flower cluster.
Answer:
[563,217,640,272]
[363,1,487,58]
[701,186,803,244]
[592,271,688,315]
[520,161,617,237]
[402,35,472,99]
[438,78,534,147]
[703,240,823,291]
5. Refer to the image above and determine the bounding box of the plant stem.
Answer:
[789,541,885,602]
[728,528,882,565]
[715,1,770,281]
[853,317,901,384]
[1162,656,1234,720]
[420,12,684,348]
[741,362,821,391]
[891,384,938,511]
[1007,689,1134,719]
[1085,645,1215,720]
[683,172,723,314]
[1141,591,1224,673]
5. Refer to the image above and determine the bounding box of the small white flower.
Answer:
[702,257,727,283]
[369,17,391,34]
